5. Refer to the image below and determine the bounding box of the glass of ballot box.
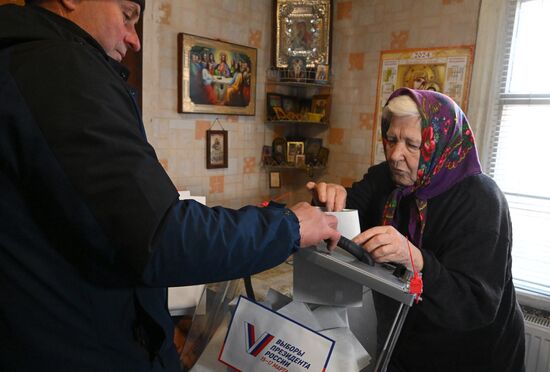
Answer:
[173,243,416,372]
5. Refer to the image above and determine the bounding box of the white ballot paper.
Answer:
[277,301,321,331]
[320,327,371,372]
[219,296,334,372]
[324,209,361,239]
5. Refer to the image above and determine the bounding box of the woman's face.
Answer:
[384,116,422,186]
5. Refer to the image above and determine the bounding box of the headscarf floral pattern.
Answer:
[380,88,481,248]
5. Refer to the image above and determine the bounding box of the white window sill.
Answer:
[516,288,550,312]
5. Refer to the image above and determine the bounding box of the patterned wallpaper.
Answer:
[142,0,481,208]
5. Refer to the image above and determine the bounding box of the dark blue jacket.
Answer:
[0,5,300,371]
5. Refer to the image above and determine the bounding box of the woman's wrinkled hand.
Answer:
[305,181,347,212]
[353,225,424,271]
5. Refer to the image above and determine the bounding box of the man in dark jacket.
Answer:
[0,1,340,371]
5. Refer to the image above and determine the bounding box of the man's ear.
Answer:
[59,0,79,11]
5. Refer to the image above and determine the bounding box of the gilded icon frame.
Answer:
[273,0,332,68]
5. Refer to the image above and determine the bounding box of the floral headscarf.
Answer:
[381,88,482,248]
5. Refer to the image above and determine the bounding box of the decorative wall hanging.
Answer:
[372,45,475,164]
[305,138,322,165]
[286,141,305,165]
[261,145,274,165]
[178,33,257,115]
[272,137,287,164]
[295,154,306,168]
[315,64,329,83]
[311,94,330,122]
[317,146,329,166]
[274,0,332,69]
[206,119,228,169]
[269,171,281,188]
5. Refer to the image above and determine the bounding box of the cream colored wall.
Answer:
[142,0,274,209]
[142,0,482,208]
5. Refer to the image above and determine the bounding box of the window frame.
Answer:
[469,0,550,311]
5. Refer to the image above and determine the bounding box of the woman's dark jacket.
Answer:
[347,162,525,372]
[0,5,299,371]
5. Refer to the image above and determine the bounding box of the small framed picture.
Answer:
[295,154,306,168]
[282,96,298,113]
[311,94,331,123]
[287,56,307,81]
[266,93,283,120]
[261,145,273,165]
[318,146,330,166]
[305,138,323,165]
[269,171,281,188]
[206,130,228,169]
[272,137,287,164]
[315,64,329,83]
[287,141,305,164]
[272,106,287,120]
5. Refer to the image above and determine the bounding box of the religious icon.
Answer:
[206,130,228,168]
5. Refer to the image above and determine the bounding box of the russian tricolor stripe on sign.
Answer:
[244,321,274,357]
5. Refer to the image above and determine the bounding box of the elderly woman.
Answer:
[308,88,525,371]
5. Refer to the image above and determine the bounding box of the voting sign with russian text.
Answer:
[218,296,334,372]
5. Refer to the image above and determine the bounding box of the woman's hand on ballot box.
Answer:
[306,181,347,212]
[353,225,424,271]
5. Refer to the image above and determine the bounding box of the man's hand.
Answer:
[305,181,347,212]
[290,202,340,249]
[353,226,424,271]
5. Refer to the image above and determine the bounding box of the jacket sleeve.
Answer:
[416,175,513,331]
[143,200,300,286]
[13,41,300,285]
